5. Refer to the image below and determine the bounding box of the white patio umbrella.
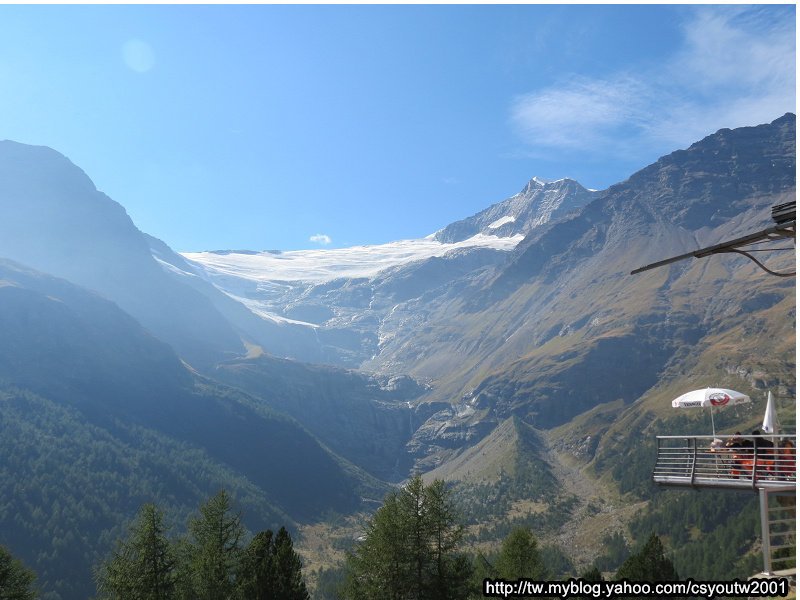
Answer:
[672,387,751,437]
[761,390,780,434]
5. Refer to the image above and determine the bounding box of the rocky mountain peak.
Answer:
[434,176,600,243]
[523,176,579,192]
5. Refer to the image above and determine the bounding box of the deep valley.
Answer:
[0,114,795,599]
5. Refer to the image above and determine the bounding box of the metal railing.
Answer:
[759,487,796,575]
[653,435,796,490]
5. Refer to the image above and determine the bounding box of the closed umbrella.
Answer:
[761,390,780,434]
[672,388,751,437]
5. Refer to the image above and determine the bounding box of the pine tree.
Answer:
[495,527,542,581]
[95,503,176,600]
[238,528,309,600]
[400,476,429,600]
[615,533,678,582]
[0,544,37,600]
[491,527,542,600]
[188,490,244,600]
[580,566,603,581]
[171,538,196,600]
[342,476,472,600]
[424,480,471,600]
[343,491,408,600]
[272,527,310,600]
[467,553,496,600]
[238,530,275,599]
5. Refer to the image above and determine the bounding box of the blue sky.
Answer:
[0,4,795,251]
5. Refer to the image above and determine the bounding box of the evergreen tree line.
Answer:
[94,490,309,600]
[0,386,290,599]
[336,476,679,600]
[3,477,681,600]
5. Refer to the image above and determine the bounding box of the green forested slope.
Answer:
[0,260,386,598]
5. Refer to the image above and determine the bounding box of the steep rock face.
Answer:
[0,142,244,368]
[372,114,795,440]
[434,177,599,243]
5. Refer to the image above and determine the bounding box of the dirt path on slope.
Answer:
[540,431,648,571]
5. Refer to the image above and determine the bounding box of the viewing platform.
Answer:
[654,434,796,576]
[653,434,796,491]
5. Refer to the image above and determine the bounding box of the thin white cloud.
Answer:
[511,75,653,151]
[649,6,796,145]
[511,6,795,156]
[673,7,794,93]
[309,233,332,245]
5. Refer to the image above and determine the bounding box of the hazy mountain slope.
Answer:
[0,259,388,598]
[146,233,344,366]
[0,258,383,517]
[0,141,244,368]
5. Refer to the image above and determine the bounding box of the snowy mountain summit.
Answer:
[173,174,599,366]
[433,177,600,243]
[183,176,599,287]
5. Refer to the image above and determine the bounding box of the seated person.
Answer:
[725,432,748,449]
[777,440,795,479]
[751,431,776,475]
[753,430,775,449]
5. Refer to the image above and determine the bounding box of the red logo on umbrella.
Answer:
[709,392,730,406]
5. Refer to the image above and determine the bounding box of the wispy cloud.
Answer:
[309,233,332,245]
[511,6,795,157]
[511,75,653,152]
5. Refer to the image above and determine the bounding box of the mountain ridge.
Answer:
[0,114,794,596]
[0,140,246,369]
[434,177,600,243]
[361,113,794,461]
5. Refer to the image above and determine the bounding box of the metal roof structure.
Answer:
[631,201,796,277]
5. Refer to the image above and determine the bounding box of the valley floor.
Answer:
[541,430,647,570]
[295,428,650,589]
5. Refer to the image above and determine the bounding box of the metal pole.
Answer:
[710,406,716,438]
[759,487,772,575]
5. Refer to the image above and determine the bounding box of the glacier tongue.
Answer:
[182,233,523,285]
